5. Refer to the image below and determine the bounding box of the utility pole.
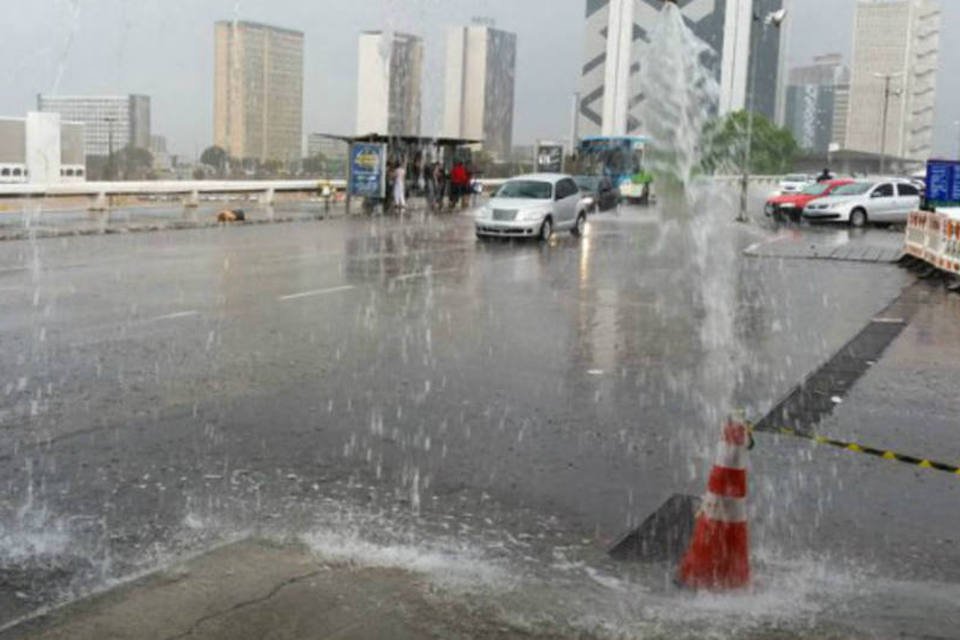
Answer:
[737,6,787,223]
[874,72,903,176]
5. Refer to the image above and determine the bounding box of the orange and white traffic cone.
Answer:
[677,418,752,590]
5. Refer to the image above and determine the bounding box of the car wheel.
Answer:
[572,212,586,237]
[849,208,867,228]
[538,217,553,242]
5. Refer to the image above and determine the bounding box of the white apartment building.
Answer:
[844,0,940,160]
[356,31,424,136]
[0,112,85,184]
[442,22,517,159]
[37,94,150,157]
[577,0,785,138]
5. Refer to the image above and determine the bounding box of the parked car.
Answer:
[802,179,922,227]
[475,174,589,241]
[764,179,854,222]
[573,175,619,212]
[778,174,813,195]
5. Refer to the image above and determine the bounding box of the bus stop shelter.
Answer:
[315,133,480,213]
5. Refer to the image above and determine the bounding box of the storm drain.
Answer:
[753,281,926,437]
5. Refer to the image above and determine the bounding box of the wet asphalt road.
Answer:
[1,199,957,636]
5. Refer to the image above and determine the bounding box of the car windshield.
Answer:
[800,183,831,196]
[574,176,599,191]
[784,175,808,182]
[496,180,553,199]
[831,182,873,196]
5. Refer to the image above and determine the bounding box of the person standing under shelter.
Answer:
[394,159,407,211]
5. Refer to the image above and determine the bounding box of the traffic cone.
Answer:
[677,418,752,590]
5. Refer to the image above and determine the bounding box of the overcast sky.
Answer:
[1,0,957,157]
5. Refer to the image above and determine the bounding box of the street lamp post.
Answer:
[737,7,787,223]
[874,72,903,176]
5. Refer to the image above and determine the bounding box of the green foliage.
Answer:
[701,110,798,175]
[200,146,228,174]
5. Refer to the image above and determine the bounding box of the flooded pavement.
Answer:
[1,198,957,638]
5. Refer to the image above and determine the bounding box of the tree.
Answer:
[302,153,327,175]
[701,110,798,175]
[200,146,228,175]
[115,146,154,180]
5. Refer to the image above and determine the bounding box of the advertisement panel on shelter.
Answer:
[349,143,387,197]
[925,159,960,209]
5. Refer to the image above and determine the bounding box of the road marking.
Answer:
[392,267,460,282]
[278,285,355,301]
[150,310,200,322]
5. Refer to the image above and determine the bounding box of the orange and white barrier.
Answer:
[905,211,928,259]
[940,217,960,275]
[677,419,752,590]
[904,208,960,275]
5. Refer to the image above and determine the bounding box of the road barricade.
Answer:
[923,211,944,265]
[904,208,960,276]
[904,211,928,258]
[942,215,960,275]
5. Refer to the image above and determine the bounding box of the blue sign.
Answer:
[925,159,960,206]
[349,143,386,198]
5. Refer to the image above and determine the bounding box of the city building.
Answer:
[0,112,85,184]
[37,94,150,157]
[306,133,348,161]
[149,134,172,172]
[356,31,423,136]
[214,20,304,164]
[783,54,850,153]
[844,0,940,160]
[442,20,517,159]
[577,0,785,138]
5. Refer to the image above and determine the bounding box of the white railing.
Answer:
[0,179,346,210]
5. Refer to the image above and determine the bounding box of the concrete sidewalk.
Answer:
[1,540,568,640]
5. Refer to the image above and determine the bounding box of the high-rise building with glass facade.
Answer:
[214,20,304,163]
[784,54,850,154]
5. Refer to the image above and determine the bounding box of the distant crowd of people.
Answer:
[385,158,477,212]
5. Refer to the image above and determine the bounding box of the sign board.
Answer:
[535,142,564,173]
[349,143,386,198]
[925,159,960,208]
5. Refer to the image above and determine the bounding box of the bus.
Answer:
[575,136,653,204]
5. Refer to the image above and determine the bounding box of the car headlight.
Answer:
[475,206,491,220]
[518,209,545,221]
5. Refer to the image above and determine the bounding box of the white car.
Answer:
[802,179,921,227]
[778,174,813,195]
[475,174,589,241]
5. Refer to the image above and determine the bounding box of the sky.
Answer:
[0,0,957,158]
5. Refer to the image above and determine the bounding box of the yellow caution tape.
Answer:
[750,422,960,478]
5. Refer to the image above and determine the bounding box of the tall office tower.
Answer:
[784,54,850,153]
[214,20,304,163]
[442,20,517,159]
[356,31,424,136]
[37,94,150,156]
[844,0,940,160]
[576,0,784,138]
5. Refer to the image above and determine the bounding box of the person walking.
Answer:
[393,159,407,211]
[450,161,468,209]
[433,163,446,210]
